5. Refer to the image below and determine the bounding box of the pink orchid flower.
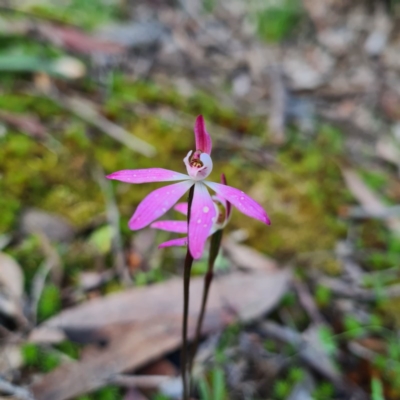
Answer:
[106,115,270,259]
[151,188,232,249]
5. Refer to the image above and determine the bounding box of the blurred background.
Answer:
[1,0,400,399]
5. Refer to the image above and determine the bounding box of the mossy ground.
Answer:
[1,2,400,399]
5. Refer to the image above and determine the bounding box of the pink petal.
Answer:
[150,220,188,233]
[174,202,188,215]
[194,115,212,155]
[106,168,189,184]
[158,237,188,248]
[205,181,270,225]
[129,181,193,230]
[188,182,216,259]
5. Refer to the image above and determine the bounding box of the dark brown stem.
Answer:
[181,185,195,400]
[189,228,223,381]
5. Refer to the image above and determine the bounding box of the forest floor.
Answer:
[1,1,400,399]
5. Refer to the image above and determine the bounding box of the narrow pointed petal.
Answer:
[205,182,270,225]
[158,237,188,248]
[188,182,216,259]
[174,202,188,215]
[129,181,193,230]
[194,115,212,154]
[106,168,189,184]
[150,220,188,233]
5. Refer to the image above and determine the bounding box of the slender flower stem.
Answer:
[181,185,195,400]
[189,228,223,382]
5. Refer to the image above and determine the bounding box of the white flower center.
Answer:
[183,150,213,180]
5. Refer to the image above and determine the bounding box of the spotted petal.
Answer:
[107,168,189,184]
[188,182,216,259]
[205,181,270,225]
[158,237,188,248]
[194,115,212,155]
[129,180,193,230]
[150,220,188,233]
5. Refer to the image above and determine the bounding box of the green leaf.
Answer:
[211,368,226,400]
[89,225,113,255]
[371,377,385,400]
[37,284,61,321]
[198,378,212,400]
[0,53,84,78]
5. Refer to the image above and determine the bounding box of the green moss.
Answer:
[255,0,303,43]
[26,0,119,29]
[7,235,43,289]
[313,382,335,400]
[22,343,39,367]
[92,385,122,400]
[288,367,304,382]
[56,341,80,360]
[315,284,332,307]
[361,170,389,192]
[22,344,61,373]
[273,379,291,399]
[39,351,61,373]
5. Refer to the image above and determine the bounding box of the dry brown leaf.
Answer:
[0,253,24,300]
[0,345,23,375]
[32,270,288,336]
[30,269,290,400]
[261,322,343,387]
[342,168,400,235]
[19,209,75,243]
[376,137,400,168]
[223,238,278,272]
[37,25,126,55]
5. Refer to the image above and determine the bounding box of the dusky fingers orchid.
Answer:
[106,115,270,259]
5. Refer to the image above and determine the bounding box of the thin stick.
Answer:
[189,229,223,380]
[93,164,131,285]
[181,185,195,400]
[45,93,156,157]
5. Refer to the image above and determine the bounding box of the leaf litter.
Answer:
[1,0,400,399]
[30,269,290,400]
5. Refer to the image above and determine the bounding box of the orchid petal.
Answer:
[194,115,212,154]
[205,182,270,225]
[150,220,188,233]
[107,168,189,184]
[174,202,188,215]
[129,180,193,230]
[188,182,216,259]
[158,237,188,248]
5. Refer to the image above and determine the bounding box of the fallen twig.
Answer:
[46,93,156,157]
[342,168,400,235]
[268,66,287,144]
[259,321,343,387]
[343,205,400,219]
[292,280,325,324]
